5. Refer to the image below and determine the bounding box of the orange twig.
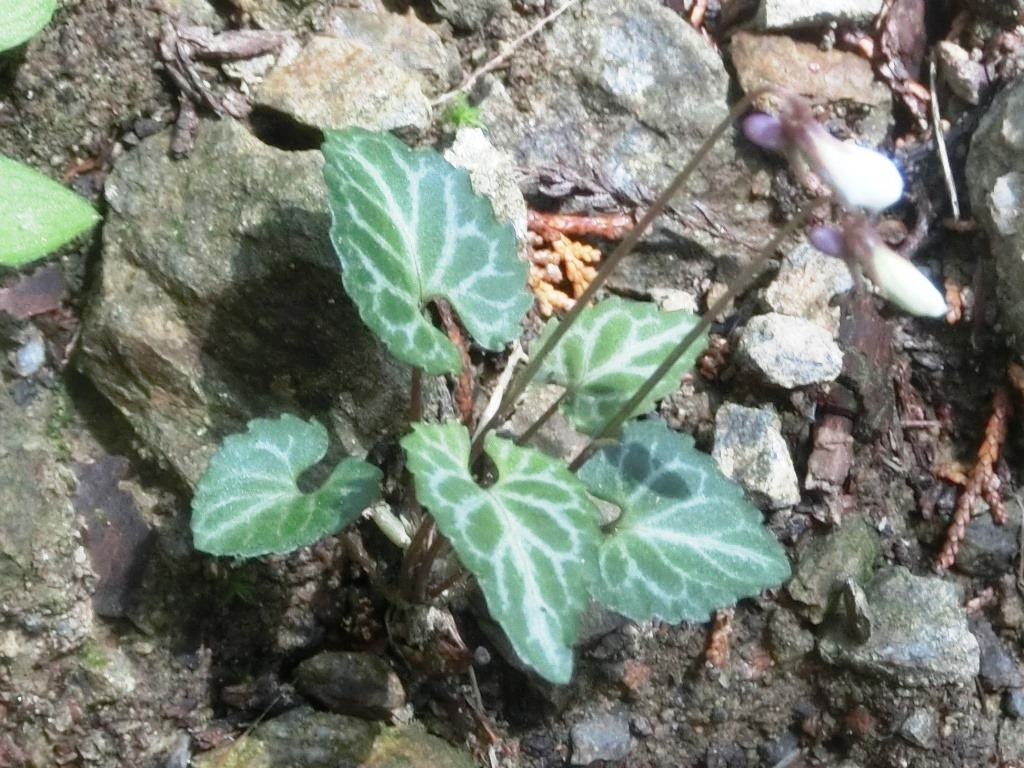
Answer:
[936,386,1011,569]
[436,300,474,427]
[704,608,734,668]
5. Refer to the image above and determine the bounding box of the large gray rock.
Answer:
[818,567,980,687]
[967,77,1024,358]
[79,120,411,487]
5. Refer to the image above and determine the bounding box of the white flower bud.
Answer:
[798,124,905,213]
[864,241,948,317]
[767,94,905,213]
[837,215,947,318]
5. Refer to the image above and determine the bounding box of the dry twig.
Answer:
[935,386,1012,570]
[704,608,734,668]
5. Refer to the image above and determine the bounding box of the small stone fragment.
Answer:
[429,0,510,31]
[899,708,939,749]
[957,498,1022,578]
[973,619,1023,692]
[712,403,800,509]
[737,313,843,389]
[936,41,990,105]
[763,242,853,335]
[294,651,406,720]
[818,567,980,686]
[787,516,881,624]
[570,708,632,765]
[1004,689,1024,718]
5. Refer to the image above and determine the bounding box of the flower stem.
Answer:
[568,196,827,472]
[470,89,766,459]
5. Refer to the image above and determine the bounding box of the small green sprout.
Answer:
[443,93,484,130]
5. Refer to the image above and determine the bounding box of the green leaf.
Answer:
[323,128,532,374]
[402,421,601,684]
[536,297,706,435]
[191,414,382,557]
[578,419,790,623]
[0,0,56,52]
[0,154,99,268]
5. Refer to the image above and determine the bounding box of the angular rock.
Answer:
[294,651,406,720]
[973,619,1023,692]
[737,313,843,388]
[712,403,800,509]
[899,708,938,749]
[787,515,880,624]
[79,120,411,487]
[818,567,980,687]
[731,32,892,144]
[762,242,853,335]
[326,7,458,95]
[570,708,632,765]
[957,499,1023,579]
[429,0,509,31]
[255,36,431,137]
[966,79,1024,359]
[936,41,990,105]
[754,0,884,30]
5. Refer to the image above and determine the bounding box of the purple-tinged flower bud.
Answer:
[808,225,843,257]
[742,113,785,151]
[839,215,947,318]
[746,93,905,213]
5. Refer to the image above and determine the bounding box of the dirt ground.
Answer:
[2,1,1024,767]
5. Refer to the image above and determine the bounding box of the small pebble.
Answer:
[570,709,631,765]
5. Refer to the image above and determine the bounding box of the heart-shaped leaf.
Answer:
[0,0,56,52]
[322,128,532,374]
[191,414,382,557]
[0,154,99,267]
[578,419,790,623]
[402,421,601,683]
[536,297,705,435]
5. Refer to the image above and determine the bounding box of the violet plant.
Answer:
[190,89,915,684]
[743,92,947,317]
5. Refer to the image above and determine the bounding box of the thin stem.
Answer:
[409,367,423,424]
[412,532,450,602]
[426,564,469,601]
[515,390,567,445]
[470,89,767,459]
[568,197,827,472]
[399,516,436,599]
